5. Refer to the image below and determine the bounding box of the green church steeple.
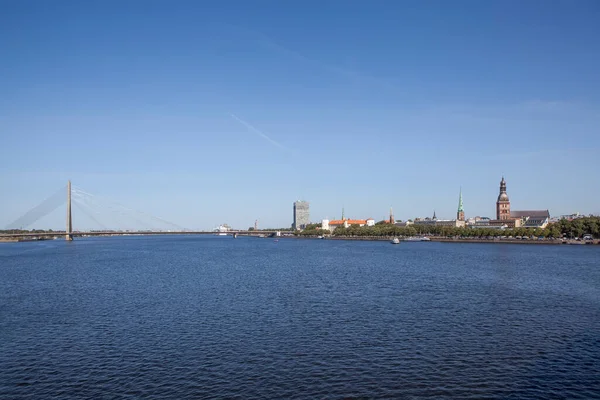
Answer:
[457,187,465,221]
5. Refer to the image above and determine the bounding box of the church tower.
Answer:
[457,188,465,221]
[496,176,511,220]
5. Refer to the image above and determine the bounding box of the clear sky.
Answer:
[1,0,599,230]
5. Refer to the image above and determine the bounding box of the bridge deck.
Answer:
[0,231,284,238]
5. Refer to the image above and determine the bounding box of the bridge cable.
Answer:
[71,199,109,231]
[72,185,186,231]
[5,185,66,229]
[72,186,185,231]
[71,190,156,231]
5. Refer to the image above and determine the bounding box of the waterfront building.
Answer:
[471,224,508,230]
[512,210,550,228]
[466,216,490,226]
[413,217,465,228]
[468,217,509,229]
[322,218,375,232]
[292,201,310,230]
[489,177,550,228]
[489,218,520,228]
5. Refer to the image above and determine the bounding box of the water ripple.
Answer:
[1,237,599,398]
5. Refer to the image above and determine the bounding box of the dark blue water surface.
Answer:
[1,236,599,399]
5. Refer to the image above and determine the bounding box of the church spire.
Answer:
[433,210,437,220]
[498,176,509,201]
[457,187,465,221]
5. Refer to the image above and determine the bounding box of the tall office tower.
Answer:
[293,201,310,230]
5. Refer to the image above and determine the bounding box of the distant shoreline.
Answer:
[298,236,598,245]
[2,235,597,246]
[0,237,55,243]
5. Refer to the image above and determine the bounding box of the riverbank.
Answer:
[298,235,599,245]
[432,237,563,245]
[0,237,55,243]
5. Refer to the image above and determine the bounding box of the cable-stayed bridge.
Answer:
[2,181,280,240]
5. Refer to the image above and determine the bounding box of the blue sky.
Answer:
[1,0,599,230]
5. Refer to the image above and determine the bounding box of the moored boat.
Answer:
[403,236,430,242]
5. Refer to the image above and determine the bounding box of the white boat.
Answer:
[391,237,400,244]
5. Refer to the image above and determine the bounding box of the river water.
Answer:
[1,236,599,399]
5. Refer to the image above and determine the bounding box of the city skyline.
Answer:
[1,176,595,232]
[2,1,600,229]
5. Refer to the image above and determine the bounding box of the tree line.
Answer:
[297,216,600,239]
[0,229,57,234]
[248,227,294,232]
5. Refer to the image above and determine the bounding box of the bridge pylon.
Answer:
[66,180,73,241]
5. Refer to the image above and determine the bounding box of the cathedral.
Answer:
[490,177,550,228]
